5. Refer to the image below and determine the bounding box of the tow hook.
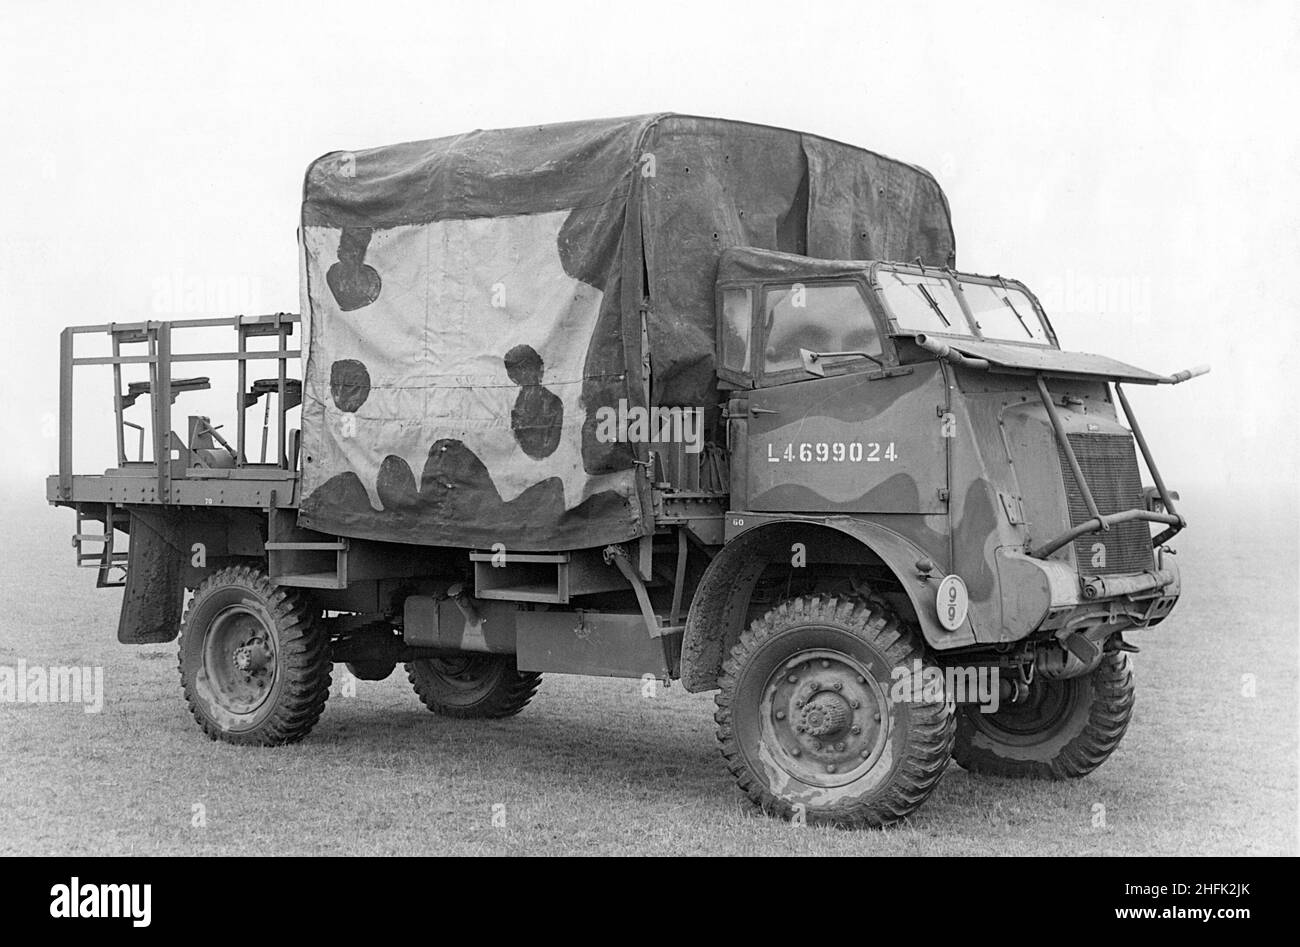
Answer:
[999,662,1033,703]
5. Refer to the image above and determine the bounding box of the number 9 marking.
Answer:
[935,575,968,632]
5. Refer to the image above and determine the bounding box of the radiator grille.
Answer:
[1056,433,1154,575]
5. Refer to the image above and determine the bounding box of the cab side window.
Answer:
[762,283,882,377]
[718,286,754,378]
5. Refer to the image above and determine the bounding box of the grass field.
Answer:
[1,486,1295,856]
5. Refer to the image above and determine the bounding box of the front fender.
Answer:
[679,513,977,692]
[822,515,977,649]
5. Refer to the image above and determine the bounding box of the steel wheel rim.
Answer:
[426,655,500,701]
[759,646,890,788]
[202,604,278,716]
[969,676,1075,745]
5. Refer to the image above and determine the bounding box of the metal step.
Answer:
[274,572,348,590]
[73,503,130,588]
[470,549,630,604]
[267,534,350,589]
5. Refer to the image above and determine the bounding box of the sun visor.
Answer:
[920,337,1167,384]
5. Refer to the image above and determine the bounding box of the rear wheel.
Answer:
[178,566,331,745]
[406,654,541,719]
[953,650,1135,778]
[715,594,954,828]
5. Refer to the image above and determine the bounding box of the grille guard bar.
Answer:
[1029,376,1185,559]
[1031,507,1180,559]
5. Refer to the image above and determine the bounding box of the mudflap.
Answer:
[117,508,185,644]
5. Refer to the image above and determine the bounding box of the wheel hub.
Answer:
[762,648,891,788]
[798,693,851,737]
[233,638,271,673]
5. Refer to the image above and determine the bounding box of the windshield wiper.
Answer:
[917,283,951,327]
[1000,294,1033,337]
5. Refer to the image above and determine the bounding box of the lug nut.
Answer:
[775,710,786,720]
[873,712,881,722]
[850,699,860,709]
[851,725,861,735]
[787,674,798,684]
[821,660,830,668]
[833,682,842,691]
[826,764,837,773]
[812,741,822,750]
[856,675,866,684]
[835,742,845,752]
[791,748,801,757]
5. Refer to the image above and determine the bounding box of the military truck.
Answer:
[48,114,1206,826]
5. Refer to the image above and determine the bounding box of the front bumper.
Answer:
[996,545,1181,641]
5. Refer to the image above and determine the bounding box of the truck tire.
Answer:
[953,650,1135,778]
[406,654,541,719]
[715,594,954,828]
[178,566,331,746]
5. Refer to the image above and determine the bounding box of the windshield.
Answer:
[958,281,1050,344]
[875,266,1053,346]
[876,270,971,335]
[763,282,882,375]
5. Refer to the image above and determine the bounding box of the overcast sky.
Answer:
[2,0,1296,504]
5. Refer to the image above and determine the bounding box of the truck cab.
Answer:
[679,246,1207,817]
[711,246,1188,665]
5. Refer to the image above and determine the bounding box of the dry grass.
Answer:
[1,487,1294,855]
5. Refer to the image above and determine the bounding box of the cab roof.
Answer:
[717,246,1169,384]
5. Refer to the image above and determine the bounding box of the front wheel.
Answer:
[715,594,954,828]
[953,650,1135,779]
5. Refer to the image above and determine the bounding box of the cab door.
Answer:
[745,363,949,514]
[739,280,948,515]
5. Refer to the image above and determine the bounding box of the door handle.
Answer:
[750,407,779,416]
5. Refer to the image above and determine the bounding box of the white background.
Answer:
[1,0,1296,500]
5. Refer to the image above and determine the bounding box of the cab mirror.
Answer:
[799,348,826,377]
